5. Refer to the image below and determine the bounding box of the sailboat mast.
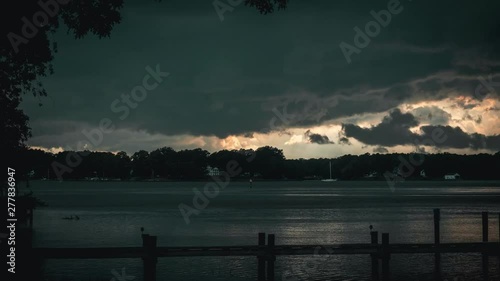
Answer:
[329,161,332,179]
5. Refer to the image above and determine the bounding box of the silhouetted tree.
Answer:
[131,150,152,178]
[176,148,210,179]
[209,149,247,171]
[150,147,177,178]
[253,146,285,179]
[115,151,132,179]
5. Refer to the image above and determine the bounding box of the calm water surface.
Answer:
[29,180,500,281]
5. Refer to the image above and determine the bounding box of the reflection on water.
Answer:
[29,180,500,280]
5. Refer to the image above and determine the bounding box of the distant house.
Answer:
[206,166,220,176]
[444,173,461,180]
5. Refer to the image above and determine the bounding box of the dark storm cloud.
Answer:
[304,130,334,145]
[419,126,500,150]
[342,109,419,146]
[308,134,334,144]
[342,110,500,151]
[338,137,351,145]
[19,0,500,151]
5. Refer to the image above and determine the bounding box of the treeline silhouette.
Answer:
[13,147,500,181]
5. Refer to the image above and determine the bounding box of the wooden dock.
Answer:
[33,242,500,258]
[33,209,500,281]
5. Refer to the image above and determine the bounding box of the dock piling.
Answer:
[434,209,441,244]
[142,234,157,281]
[482,212,489,242]
[381,233,390,281]
[482,212,489,280]
[370,231,379,281]
[258,232,266,281]
[433,208,441,272]
[267,234,276,281]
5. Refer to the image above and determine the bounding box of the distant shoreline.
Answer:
[28,178,500,183]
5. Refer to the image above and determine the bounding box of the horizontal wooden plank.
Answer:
[33,242,500,259]
[33,247,145,259]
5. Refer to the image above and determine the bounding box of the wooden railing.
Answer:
[33,209,500,281]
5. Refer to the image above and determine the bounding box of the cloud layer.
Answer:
[19,0,500,157]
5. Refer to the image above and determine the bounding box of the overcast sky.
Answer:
[21,0,500,158]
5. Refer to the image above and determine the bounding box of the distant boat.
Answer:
[322,161,337,182]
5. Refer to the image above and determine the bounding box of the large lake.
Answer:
[29,180,500,281]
